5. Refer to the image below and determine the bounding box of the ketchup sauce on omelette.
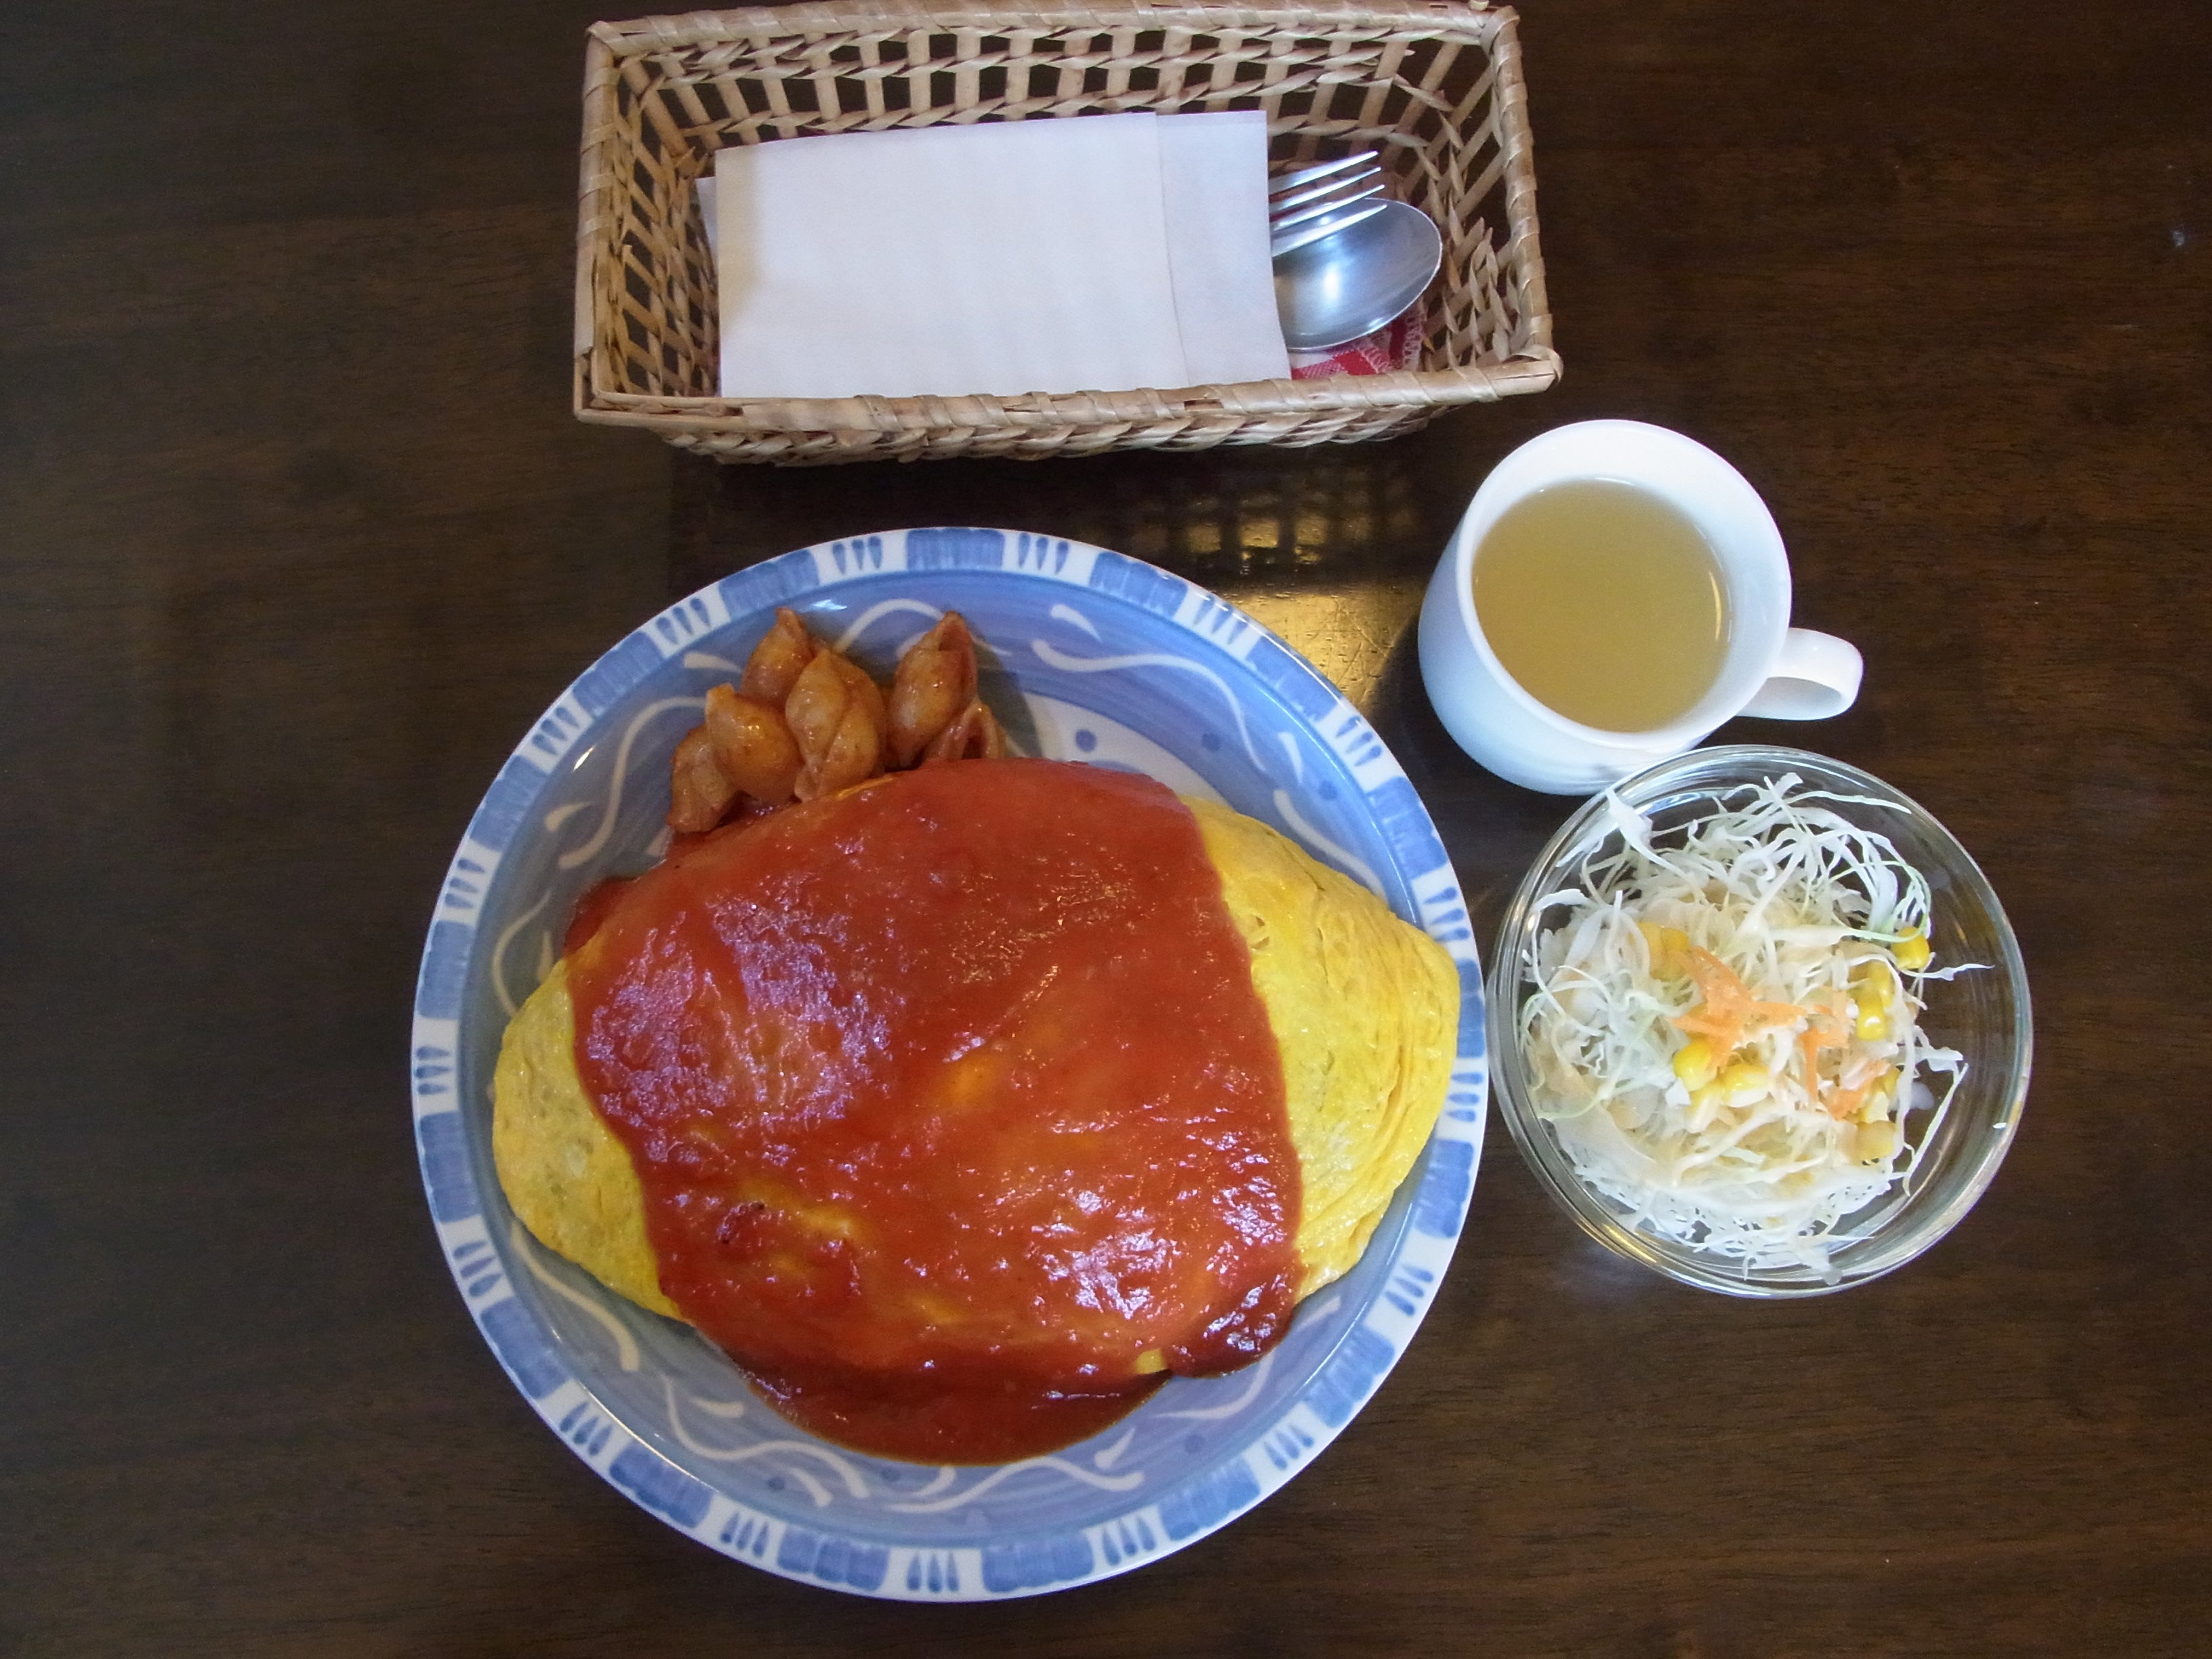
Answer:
[565,760,1299,1462]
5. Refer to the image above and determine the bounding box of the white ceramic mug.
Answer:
[1418,419,1862,794]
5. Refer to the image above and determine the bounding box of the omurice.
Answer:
[494,760,1456,1463]
[491,607,1455,1464]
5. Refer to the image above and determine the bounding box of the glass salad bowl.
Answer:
[1487,746,2031,1297]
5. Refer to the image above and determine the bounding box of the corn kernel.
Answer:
[1640,922,1691,976]
[1893,928,1931,972]
[1856,1121,1899,1163]
[1720,1060,1770,1106]
[1851,967,1891,1041]
[1672,1037,1718,1090]
[1853,1066,1898,1124]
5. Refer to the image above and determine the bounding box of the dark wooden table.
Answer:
[6,1,2208,1652]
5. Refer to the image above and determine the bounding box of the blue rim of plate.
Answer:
[409,528,1486,1599]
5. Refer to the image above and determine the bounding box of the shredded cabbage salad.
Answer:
[1519,773,1978,1275]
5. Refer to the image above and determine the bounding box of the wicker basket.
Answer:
[576,1,1557,464]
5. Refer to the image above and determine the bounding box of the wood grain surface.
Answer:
[3,2,2207,1654]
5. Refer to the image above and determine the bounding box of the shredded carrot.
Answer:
[1671,946,1805,1056]
[1797,1000,1850,1108]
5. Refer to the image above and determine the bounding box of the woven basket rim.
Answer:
[574,0,1554,446]
[572,355,1563,431]
[592,1,1515,56]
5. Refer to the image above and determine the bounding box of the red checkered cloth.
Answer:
[1286,307,1425,380]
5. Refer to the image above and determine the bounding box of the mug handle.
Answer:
[1741,629,1863,720]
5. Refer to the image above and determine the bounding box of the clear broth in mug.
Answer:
[1472,479,1729,733]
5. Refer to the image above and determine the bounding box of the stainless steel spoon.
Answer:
[1272,199,1443,353]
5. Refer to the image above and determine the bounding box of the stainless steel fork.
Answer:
[1268,152,1388,257]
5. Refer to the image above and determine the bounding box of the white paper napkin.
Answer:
[1156,111,1288,388]
[708,112,1288,400]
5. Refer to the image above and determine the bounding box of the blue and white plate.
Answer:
[410,529,1486,1599]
